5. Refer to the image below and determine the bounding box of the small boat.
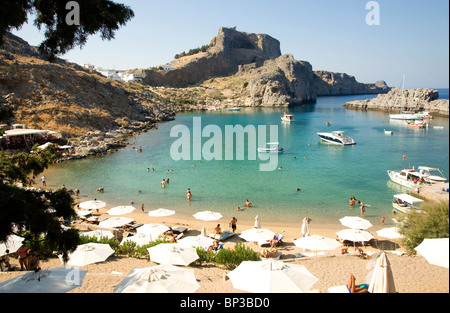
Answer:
[392,194,424,214]
[317,131,356,145]
[226,107,241,111]
[416,111,433,119]
[434,126,444,129]
[384,129,393,135]
[207,107,220,111]
[387,168,426,189]
[257,142,284,153]
[406,120,427,128]
[281,112,294,123]
[417,166,447,183]
[326,122,332,126]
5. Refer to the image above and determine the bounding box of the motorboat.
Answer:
[416,111,433,119]
[317,131,356,145]
[417,166,447,183]
[387,168,425,189]
[226,107,241,111]
[392,194,424,214]
[387,166,447,188]
[281,112,294,123]
[257,142,284,153]
[384,129,393,135]
[390,112,423,120]
[406,120,427,128]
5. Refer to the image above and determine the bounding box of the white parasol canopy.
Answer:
[339,216,373,230]
[368,252,396,293]
[0,267,87,293]
[61,243,114,267]
[294,235,341,252]
[239,228,275,243]
[137,223,170,239]
[79,200,106,211]
[148,208,175,217]
[193,211,223,222]
[178,235,214,250]
[336,229,374,243]
[121,233,153,246]
[113,264,200,293]
[107,206,136,216]
[75,209,92,218]
[1,235,24,256]
[227,259,318,293]
[415,238,449,269]
[147,243,199,266]
[99,217,135,229]
[376,227,403,239]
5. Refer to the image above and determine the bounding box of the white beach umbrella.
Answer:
[147,243,199,266]
[294,235,341,252]
[415,238,449,269]
[178,235,214,250]
[227,259,318,293]
[148,208,175,217]
[107,205,136,216]
[75,209,92,218]
[254,215,261,228]
[61,243,114,267]
[368,252,396,293]
[113,264,200,293]
[240,228,275,243]
[339,216,373,230]
[99,217,135,229]
[121,233,153,246]
[0,235,24,256]
[193,211,223,221]
[0,267,87,293]
[79,200,106,211]
[80,230,115,240]
[376,227,404,239]
[336,229,374,243]
[137,223,170,239]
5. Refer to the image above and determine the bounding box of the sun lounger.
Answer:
[295,251,325,258]
[259,233,285,247]
[170,226,188,234]
[209,231,235,241]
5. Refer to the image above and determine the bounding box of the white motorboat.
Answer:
[387,166,447,188]
[257,142,284,153]
[384,129,393,135]
[387,168,425,189]
[226,107,241,111]
[392,194,424,214]
[317,131,355,145]
[417,166,447,183]
[390,112,423,120]
[281,112,294,123]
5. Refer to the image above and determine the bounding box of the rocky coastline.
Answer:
[343,88,449,117]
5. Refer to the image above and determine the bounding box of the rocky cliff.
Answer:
[137,27,390,105]
[343,88,449,116]
[0,32,176,157]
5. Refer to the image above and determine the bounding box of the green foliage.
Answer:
[398,200,449,252]
[174,44,211,59]
[0,0,134,61]
[194,243,261,269]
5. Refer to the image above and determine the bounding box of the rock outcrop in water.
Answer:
[343,88,449,117]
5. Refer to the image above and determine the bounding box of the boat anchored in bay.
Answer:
[317,131,356,145]
[257,142,284,153]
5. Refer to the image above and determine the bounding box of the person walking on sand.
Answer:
[301,216,310,237]
[41,175,46,187]
[229,217,238,232]
[141,203,145,213]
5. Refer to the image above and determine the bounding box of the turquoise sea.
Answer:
[44,89,449,226]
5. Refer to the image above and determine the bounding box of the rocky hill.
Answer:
[136,27,390,106]
[0,32,176,157]
[343,88,449,116]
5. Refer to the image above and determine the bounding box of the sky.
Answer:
[12,0,449,88]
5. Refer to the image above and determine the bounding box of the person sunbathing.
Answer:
[261,248,279,259]
[348,273,369,293]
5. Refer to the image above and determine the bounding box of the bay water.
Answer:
[44,91,449,226]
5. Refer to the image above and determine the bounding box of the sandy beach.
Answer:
[1,204,448,294]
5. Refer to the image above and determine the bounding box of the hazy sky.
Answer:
[12,0,449,88]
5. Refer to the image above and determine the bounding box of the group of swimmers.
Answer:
[349,196,366,217]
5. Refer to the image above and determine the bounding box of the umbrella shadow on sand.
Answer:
[371,239,400,251]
